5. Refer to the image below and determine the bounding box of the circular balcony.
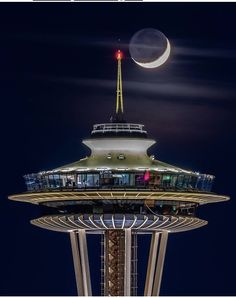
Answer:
[9,189,229,205]
[31,213,207,233]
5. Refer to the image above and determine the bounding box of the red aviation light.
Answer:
[115,50,123,60]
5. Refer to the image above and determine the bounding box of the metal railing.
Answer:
[24,185,214,194]
[91,123,147,135]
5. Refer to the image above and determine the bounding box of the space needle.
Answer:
[9,45,229,296]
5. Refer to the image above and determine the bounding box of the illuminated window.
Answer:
[117,154,125,160]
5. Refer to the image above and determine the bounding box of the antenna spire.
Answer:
[115,50,124,120]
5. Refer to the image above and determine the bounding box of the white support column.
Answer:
[124,228,132,296]
[152,231,168,296]
[144,232,161,296]
[78,230,92,296]
[70,231,84,296]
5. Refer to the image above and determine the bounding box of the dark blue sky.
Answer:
[1,3,236,295]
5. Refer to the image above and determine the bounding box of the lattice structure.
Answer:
[104,230,125,296]
[101,231,138,296]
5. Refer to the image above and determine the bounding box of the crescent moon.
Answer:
[132,38,171,69]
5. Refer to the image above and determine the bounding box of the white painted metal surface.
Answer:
[152,231,168,296]
[144,232,161,296]
[124,229,132,296]
[69,231,84,296]
[78,230,92,296]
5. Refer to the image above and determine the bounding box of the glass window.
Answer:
[87,174,99,187]
[162,175,171,188]
[135,174,145,186]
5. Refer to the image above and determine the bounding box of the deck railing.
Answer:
[91,123,147,135]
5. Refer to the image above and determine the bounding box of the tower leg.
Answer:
[131,232,138,296]
[144,231,168,296]
[124,229,132,296]
[144,232,161,296]
[101,233,105,296]
[69,230,92,296]
[70,231,84,296]
[78,230,92,296]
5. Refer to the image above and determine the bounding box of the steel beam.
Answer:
[152,231,168,296]
[70,230,92,296]
[124,229,132,296]
[144,232,161,296]
[78,230,92,296]
[70,231,84,296]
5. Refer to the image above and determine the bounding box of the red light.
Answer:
[115,50,123,60]
[144,171,150,182]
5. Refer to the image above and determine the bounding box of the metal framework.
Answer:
[100,230,138,296]
[31,214,207,233]
[70,229,168,296]
[104,230,125,296]
[116,50,124,115]
[69,230,92,296]
[91,123,147,135]
[9,190,229,205]
[145,232,168,296]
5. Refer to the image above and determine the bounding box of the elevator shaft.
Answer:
[101,230,137,296]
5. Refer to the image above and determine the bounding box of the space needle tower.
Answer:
[9,46,229,296]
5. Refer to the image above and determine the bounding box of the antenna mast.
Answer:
[115,50,124,121]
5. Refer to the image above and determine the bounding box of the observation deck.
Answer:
[91,123,148,138]
[9,117,229,206]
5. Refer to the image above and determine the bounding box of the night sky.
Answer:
[1,3,236,296]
